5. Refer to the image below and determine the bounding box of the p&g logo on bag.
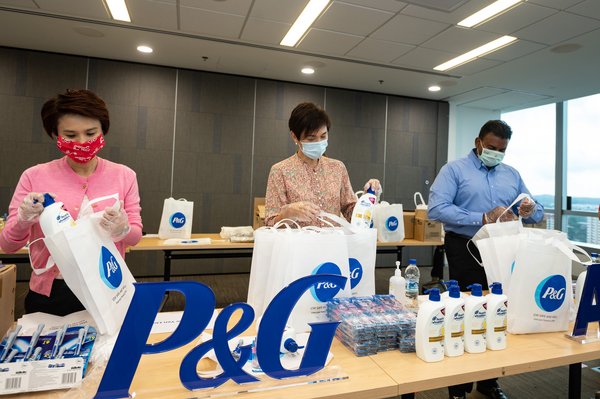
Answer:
[170,212,186,229]
[535,274,566,312]
[385,216,399,232]
[99,246,123,289]
[349,258,363,289]
[310,262,342,302]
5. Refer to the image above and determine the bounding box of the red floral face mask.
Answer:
[56,135,105,163]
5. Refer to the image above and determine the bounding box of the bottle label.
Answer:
[470,304,487,335]
[428,309,445,356]
[449,307,465,338]
[493,301,508,333]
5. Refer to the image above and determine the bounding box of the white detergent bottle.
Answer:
[440,280,465,300]
[575,252,598,312]
[416,288,445,362]
[351,188,377,229]
[389,261,406,303]
[485,282,508,350]
[39,193,73,236]
[464,283,487,354]
[443,284,465,357]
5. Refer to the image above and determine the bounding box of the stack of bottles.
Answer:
[326,295,416,357]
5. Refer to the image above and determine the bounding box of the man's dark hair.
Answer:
[478,120,512,140]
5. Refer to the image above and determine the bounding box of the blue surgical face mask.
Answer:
[479,147,505,168]
[300,139,328,160]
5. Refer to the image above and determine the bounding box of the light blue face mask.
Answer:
[300,139,328,160]
[479,147,505,168]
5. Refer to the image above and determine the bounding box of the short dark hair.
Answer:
[479,120,512,140]
[41,89,110,138]
[288,102,331,140]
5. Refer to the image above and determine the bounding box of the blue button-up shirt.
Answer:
[428,149,544,238]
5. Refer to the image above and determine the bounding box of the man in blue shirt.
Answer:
[428,120,544,399]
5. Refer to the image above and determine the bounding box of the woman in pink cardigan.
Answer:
[0,89,142,316]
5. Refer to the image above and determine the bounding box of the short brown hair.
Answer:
[41,89,110,138]
[288,102,331,140]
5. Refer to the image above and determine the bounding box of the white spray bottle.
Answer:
[443,283,465,357]
[464,283,487,354]
[351,188,377,229]
[485,282,507,350]
[389,261,406,303]
[415,288,445,362]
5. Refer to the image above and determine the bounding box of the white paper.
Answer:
[16,311,96,335]
[150,310,218,335]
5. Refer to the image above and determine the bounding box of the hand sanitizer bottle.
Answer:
[389,261,406,303]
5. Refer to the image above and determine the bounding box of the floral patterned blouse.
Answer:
[265,153,357,227]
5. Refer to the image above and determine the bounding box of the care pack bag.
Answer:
[507,233,591,334]
[373,202,405,242]
[42,194,136,335]
[158,197,193,239]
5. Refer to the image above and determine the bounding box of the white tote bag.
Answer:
[43,195,136,335]
[373,202,405,243]
[507,234,590,334]
[158,198,194,239]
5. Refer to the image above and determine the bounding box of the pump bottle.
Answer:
[485,282,507,350]
[415,288,445,362]
[443,284,465,357]
[39,193,73,236]
[464,283,487,354]
[440,280,465,300]
[351,188,377,229]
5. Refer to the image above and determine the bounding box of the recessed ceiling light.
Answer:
[458,0,521,28]
[434,35,517,71]
[137,45,153,54]
[106,0,131,22]
[428,85,441,92]
[301,67,315,75]
[281,0,331,47]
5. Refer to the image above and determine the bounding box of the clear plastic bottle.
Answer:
[389,261,406,303]
[575,252,598,311]
[405,258,420,310]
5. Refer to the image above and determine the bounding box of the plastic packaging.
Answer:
[389,261,406,303]
[485,282,507,350]
[443,284,465,357]
[415,288,445,362]
[39,193,73,236]
[351,188,377,229]
[464,283,487,354]
[575,252,598,312]
[404,258,420,310]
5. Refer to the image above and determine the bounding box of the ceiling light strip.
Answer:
[280,0,330,47]
[458,0,521,28]
[105,0,131,22]
[434,35,517,71]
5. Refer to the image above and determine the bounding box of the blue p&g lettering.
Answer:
[535,275,566,312]
[170,212,186,229]
[99,246,123,289]
[349,258,363,290]
[386,216,399,232]
[310,262,343,302]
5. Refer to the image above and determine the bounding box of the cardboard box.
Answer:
[414,217,443,241]
[403,211,415,239]
[253,197,265,229]
[0,264,16,338]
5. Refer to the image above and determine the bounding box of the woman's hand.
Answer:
[18,192,50,223]
[280,201,320,222]
[363,178,382,195]
[100,201,130,239]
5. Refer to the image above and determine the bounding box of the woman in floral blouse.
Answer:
[265,102,381,227]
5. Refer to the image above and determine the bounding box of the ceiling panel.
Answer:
[528,0,583,10]
[35,0,108,20]
[0,0,38,7]
[392,47,458,69]
[180,7,245,38]
[241,18,291,45]
[249,0,308,23]
[314,2,394,36]
[298,28,364,56]
[421,26,500,53]
[400,0,496,24]
[338,0,407,12]
[450,58,502,76]
[128,0,178,30]
[514,11,600,45]
[475,3,557,35]
[481,39,547,62]
[179,0,252,16]
[346,38,414,63]
[371,14,450,45]
[445,87,508,104]
[462,90,553,110]
[567,0,600,20]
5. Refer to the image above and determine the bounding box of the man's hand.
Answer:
[518,197,535,218]
[484,206,517,224]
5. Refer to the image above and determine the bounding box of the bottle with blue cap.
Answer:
[485,282,507,350]
[38,193,73,237]
[575,252,598,313]
[350,187,377,229]
[443,283,465,357]
[440,279,464,300]
[415,288,445,362]
[464,283,487,354]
